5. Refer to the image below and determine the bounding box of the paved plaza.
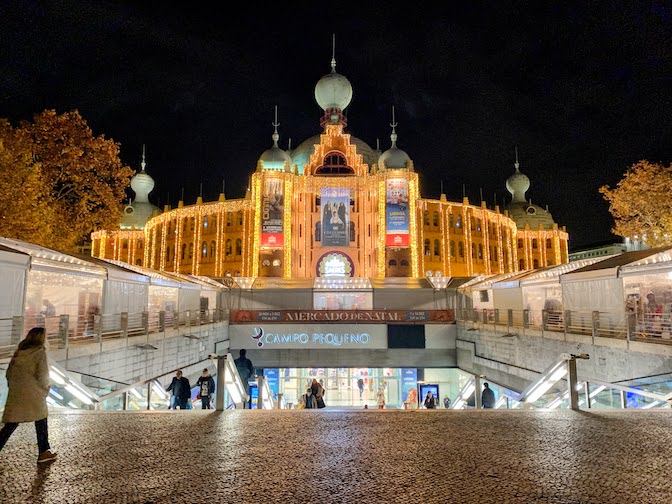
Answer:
[0,409,671,503]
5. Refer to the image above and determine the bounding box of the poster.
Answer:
[264,368,279,400]
[261,178,284,247]
[401,368,418,405]
[385,178,409,247]
[321,187,349,246]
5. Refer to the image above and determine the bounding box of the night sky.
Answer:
[2,1,671,251]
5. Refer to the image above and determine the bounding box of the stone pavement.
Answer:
[0,409,671,504]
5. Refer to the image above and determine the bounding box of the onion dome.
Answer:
[505,149,556,229]
[378,107,412,171]
[120,146,161,229]
[257,106,291,172]
[314,36,352,126]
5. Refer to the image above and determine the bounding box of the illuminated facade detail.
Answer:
[92,57,569,278]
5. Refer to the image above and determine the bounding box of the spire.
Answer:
[272,105,280,146]
[514,146,520,172]
[330,33,336,73]
[390,106,398,147]
[141,144,147,172]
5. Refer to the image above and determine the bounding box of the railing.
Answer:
[0,308,228,360]
[456,308,668,346]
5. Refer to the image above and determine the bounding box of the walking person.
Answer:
[234,349,254,409]
[376,387,386,409]
[357,377,364,399]
[424,391,437,409]
[298,388,317,409]
[166,370,191,409]
[481,382,496,409]
[196,368,215,410]
[0,327,57,463]
[311,378,326,409]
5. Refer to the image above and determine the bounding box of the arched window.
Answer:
[225,239,232,256]
[517,239,523,249]
[471,243,476,258]
[237,211,243,225]
[458,241,464,258]
[434,239,440,257]
[235,238,242,255]
[188,243,193,259]
[210,241,216,258]
[388,259,398,266]
[136,259,142,266]
[203,215,208,229]
[201,241,207,257]
[478,244,483,259]
[519,259,525,270]
[449,213,454,228]
[423,211,430,226]
[315,152,353,175]
[234,270,241,277]
[546,238,552,248]
[456,215,462,228]
[533,259,539,268]
[424,239,431,255]
[532,239,538,249]
[450,240,455,257]
[181,243,187,260]
[400,259,409,266]
[433,211,439,227]
[165,246,170,262]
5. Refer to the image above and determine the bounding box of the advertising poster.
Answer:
[261,178,284,247]
[264,368,279,400]
[385,178,409,247]
[401,368,418,405]
[321,187,349,247]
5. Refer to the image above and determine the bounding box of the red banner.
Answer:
[230,309,454,324]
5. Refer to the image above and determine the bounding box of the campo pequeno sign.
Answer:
[229,324,389,349]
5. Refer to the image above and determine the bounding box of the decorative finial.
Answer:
[390,106,398,146]
[141,144,147,172]
[272,105,280,145]
[441,180,444,194]
[288,138,292,151]
[181,187,184,202]
[200,182,203,198]
[331,34,336,72]
[515,146,520,172]
[376,138,380,151]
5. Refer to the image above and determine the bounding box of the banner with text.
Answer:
[321,187,349,247]
[231,309,454,324]
[261,178,284,247]
[385,178,410,247]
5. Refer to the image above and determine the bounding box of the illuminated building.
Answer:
[91,54,569,279]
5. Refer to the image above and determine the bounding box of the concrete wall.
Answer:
[50,322,230,385]
[456,323,672,393]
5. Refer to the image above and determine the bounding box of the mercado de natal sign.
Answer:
[230,309,455,323]
[229,323,389,349]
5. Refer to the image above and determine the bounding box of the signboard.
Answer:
[264,368,279,400]
[321,187,349,247]
[229,323,389,349]
[385,178,409,247]
[261,178,284,247]
[230,309,454,324]
[316,251,354,277]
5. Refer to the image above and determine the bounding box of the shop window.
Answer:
[235,238,242,255]
[458,241,464,258]
[433,211,439,227]
[434,239,440,257]
[423,211,429,226]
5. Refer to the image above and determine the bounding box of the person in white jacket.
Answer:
[376,388,386,409]
[0,327,57,463]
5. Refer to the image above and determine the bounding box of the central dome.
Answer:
[314,63,353,111]
[290,135,378,174]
